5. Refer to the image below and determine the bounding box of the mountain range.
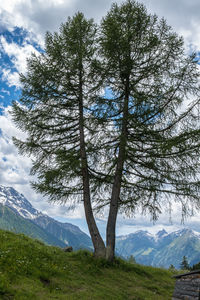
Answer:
[0,184,200,269]
[0,185,92,250]
[116,228,200,268]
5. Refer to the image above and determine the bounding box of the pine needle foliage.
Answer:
[93,0,200,221]
[12,13,98,205]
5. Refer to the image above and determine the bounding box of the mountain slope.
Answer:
[116,229,200,268]
[34,215,92,250]
[0,185,42,219]
[0,185,92,249]
[0,228,175,299]
[0,204,65,247]
[152,229,200,268]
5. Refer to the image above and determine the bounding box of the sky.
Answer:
[0,0,200,237]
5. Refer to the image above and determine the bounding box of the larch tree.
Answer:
[90,0,200,260]
[12,13,105,257]
[12,1,200,261]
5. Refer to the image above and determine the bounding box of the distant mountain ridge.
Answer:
[116,228,200,268]
[0,185,92,250]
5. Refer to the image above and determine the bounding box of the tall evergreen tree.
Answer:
[93,0,200,260]
[12,13,105,257]
[180,256,190,270]
[12,1,200,261]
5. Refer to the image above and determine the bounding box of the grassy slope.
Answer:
[0,229,175,300]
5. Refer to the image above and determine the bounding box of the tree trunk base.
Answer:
[94,247,106,258]
[106,246,115,262]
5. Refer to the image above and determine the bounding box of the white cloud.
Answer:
[0,106,31,184]
[0,35,40,88]
[140,0,200,52]
[116,223,183,236]
[0,0,77,45]
[1,0,200,89]
[115,199,200,236]
[0,36,39,74]
[2,69,21,88]
[0,0,200,51]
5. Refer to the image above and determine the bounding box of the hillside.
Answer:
[0,229,175,300]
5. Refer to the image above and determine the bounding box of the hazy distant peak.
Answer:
[156,229,168,236]
[116,227,200,268]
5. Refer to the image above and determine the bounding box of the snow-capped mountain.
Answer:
[0,185,92,249]
[116,228,200,268]
[0,185,42,219]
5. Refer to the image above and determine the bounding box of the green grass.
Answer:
[0,229,175,299]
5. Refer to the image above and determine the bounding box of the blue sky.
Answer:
[0,27,43,108]
[1,0,200,236]
[0,29,22,108]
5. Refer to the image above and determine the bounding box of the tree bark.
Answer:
[78,67,106,258]
[106,77,129,261]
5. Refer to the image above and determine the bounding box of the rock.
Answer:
[63,246,73,252]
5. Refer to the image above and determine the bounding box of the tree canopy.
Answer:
[12,0,200,260]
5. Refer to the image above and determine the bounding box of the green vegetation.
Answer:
[180,256,190,271]
[0,229,175,299]
[191,261,200,270]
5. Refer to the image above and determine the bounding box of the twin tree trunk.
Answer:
[79,73,129,260]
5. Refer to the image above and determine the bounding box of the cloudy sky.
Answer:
[0,0,200,236]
